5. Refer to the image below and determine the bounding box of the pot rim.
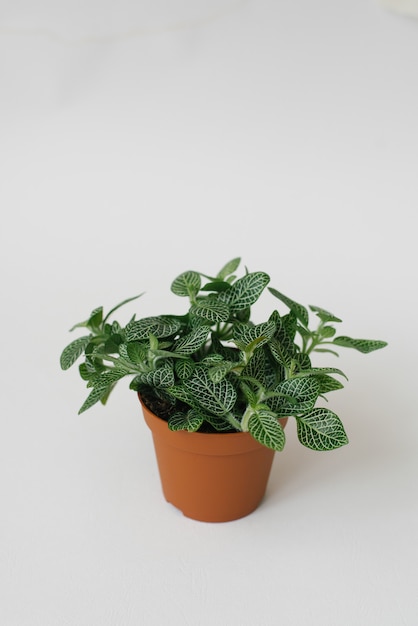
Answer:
[139,395,273,456]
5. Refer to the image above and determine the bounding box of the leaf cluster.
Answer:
[60,258,387,452]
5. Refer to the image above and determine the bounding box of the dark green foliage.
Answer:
[60,259,387,452]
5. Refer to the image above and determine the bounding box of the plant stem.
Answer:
[229,413,243,431]
[240,405,254,432]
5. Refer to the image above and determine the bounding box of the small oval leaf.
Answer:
[126,316,180,341]
[219,272,270,311]
[248,411,286,451]
[171,271,201,297]
[168,410,204,432]
[60,335,91,370]
[296,408,349,451]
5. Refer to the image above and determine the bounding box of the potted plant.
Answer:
[60,258,387,522]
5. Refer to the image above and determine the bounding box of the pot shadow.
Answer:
[264,402,402,504]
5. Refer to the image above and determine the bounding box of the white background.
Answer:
[1,1,417,624]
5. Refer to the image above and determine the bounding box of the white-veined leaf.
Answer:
[175,359,195,380]
[60,335,91,370]
[219,272,270,311]
[166,385,199,408]
[125,341,148,364]
[190,300,230,322]
[204,413,235,431]
[171,271,201,297]
[333,336,388,353]
[150,366,175,388]
[268,287,309,327]
[315,374,344,394]
[269,377,320,416]
[78,369,127,414]
[309,305,342,323]
[207,360,238,383]
[168,410,204,432]
[184,367,237,416]
[293,367,348,380]
[233,320,275,350]
[126,316,181,341]
[248,411,285,451]
[268,337,294,368]
[296,408,349,450]
[173,325,210,355]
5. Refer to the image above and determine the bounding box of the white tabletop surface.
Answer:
[1,1,417,624]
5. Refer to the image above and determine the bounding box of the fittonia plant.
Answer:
[60,258,387,452]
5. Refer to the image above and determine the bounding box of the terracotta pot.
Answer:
[140,397,287,523]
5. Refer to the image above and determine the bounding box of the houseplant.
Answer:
[60,258,387,522]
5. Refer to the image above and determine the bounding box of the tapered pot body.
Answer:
[140,399,281,523]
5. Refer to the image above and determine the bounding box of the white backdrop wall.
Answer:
[1,2,417,625]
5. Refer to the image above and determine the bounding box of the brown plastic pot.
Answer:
[140,396,287,523]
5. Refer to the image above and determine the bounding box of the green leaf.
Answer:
[171,271,201,298]
[173,325,210,355]
[84,346,106,373]
[233,321,276,351]
[239,381,259,406]
[292,353,311,372]
[242,348,281,389]
[210,335,242,363]
[281,312,298,342]
[69,319,89,332]
[203,413,235,432]
[175,359,195,380]
[333,336,388,354]
[235,307,250,323]
[79,362,95,381]
[60,335,91,370]
[219,272,270,311]
[268,337,294,369]
[248,411,286,451]
[87,307,103,329]
[125,341,148,364]
[102,293,144,324]
[207,360,237,383]
[149,366,175,388]
[168,410,204,432]
[201,354,224,365]
[126,316,181,341]
[111,321,122,334]
[268,288,309,327]
[78,369,127,414]
[129,376,141,391]
[315,374,344,394]
[86,367,128,388]
[216,257,241,280]
[296,408,349,451]
[104,333,123,353]
[309,305,342,323]
[189,300,230,323]
[184,367,237,416]
[269,315,297,368]
[269,377,320,416]
[320,326,336,338]
[312,348,340,357]
[167,384,200,408]
[293,367,348,380]
[200,281,232,293]
[79,386,110,414]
